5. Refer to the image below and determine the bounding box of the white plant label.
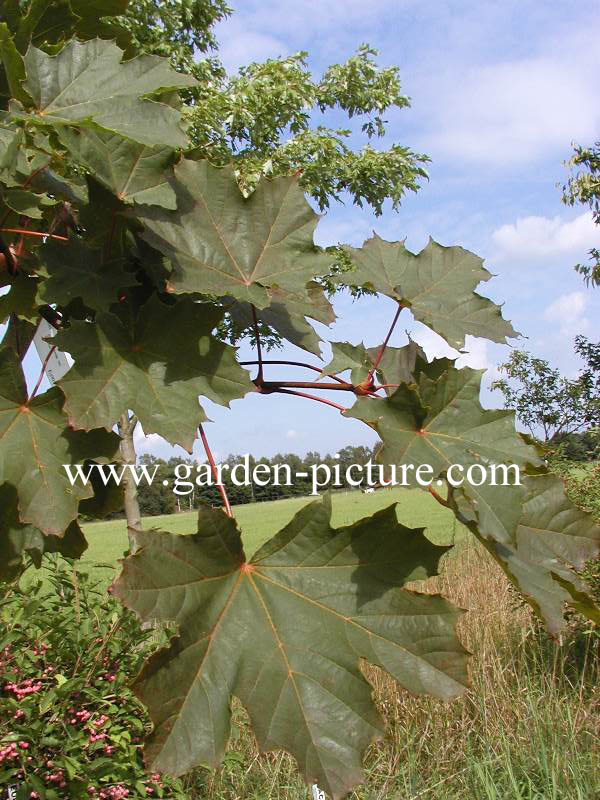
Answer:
[33,318,71,385]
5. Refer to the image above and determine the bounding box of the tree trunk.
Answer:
[118,412,142,547]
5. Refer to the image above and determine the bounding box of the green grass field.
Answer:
[81,487,466,577]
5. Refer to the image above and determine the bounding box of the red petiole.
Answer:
[199,424,233,517]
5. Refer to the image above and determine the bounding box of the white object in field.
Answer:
[33,318,71,386]
[312,785,326,800]
[363,487,375,494]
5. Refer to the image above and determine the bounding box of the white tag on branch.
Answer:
[33,318,71,386]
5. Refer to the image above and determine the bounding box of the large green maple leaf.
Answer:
[114,498,469,799]
[0,345,119,536]
[136,160,331,308]
[342,235,518,349]
[450,473,600,633]
[0,483,87,582]
[54,295,254,451]
[20,39,196,147]
[58,126,177,208]
[347,363,541,540]
[38,235,139,312]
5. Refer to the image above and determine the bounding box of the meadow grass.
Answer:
[80,487,465,579]
[82,490,599,799]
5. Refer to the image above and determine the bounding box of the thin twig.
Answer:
[368,302,404,380]
[240,359,351,385]
[270,387,347,412]
[260,380,356,391]
[0,227,68,242]
[199,424,233,517]
[427,483,451,508]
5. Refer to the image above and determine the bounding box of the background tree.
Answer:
[492,338,600,446]
[562,140,600,286]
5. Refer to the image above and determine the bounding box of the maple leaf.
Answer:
[38,235,139,312]
[54,295,254,451]
[114,498,469,799]
[0,343,119,536]
[450,473,600,633]
[20,39,196,147]
[342,235,518,348]
[347,363,541,539]
[58,126,177,208]
[0,483,87,582]
[136,159,331,308]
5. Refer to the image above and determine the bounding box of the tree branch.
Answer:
[269,387,347,412]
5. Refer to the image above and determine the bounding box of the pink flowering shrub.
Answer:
[0,557,187,799]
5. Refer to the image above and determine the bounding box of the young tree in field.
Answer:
[492,338,600,442]
[1,3,600,798]
[562,140,600,286]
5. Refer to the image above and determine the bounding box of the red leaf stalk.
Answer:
[199,424,233,518]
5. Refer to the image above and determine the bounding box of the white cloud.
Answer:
[285,428,298,439]
[492,212,600,263]
[215,24,287,71]
[543,290,589,335]
[420,54,599,165]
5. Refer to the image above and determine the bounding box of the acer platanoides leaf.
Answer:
[0,482,87,581]
[54,295,254,451]
[136,160,331,308]
[451,472,600,633]
[342,235,518,349]
[20,39,196,147]
[114,497,469,799]
[58,126,177,208]
[0,343,119,535]
[347,363,542,541]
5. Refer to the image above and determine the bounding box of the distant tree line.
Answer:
[136,446,376,517]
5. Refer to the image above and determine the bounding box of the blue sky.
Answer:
[19,0,600,461]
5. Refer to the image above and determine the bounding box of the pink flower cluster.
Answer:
[43,766,66,788]
[4,678,43,699]
[0,740,30,764]
[0,741,19,763]
[88,785,129,799]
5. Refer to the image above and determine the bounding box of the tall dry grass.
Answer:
[185,543,600,800]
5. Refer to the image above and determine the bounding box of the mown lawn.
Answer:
[81,487,466,577]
